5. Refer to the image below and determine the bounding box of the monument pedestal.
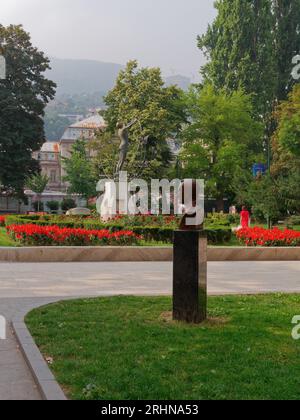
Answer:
[173,230,207,323]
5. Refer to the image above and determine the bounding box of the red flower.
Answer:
[6,224,142,247]
[236,227,300,247]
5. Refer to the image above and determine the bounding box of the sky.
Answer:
[1,0,216,80]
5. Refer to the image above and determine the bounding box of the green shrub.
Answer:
[206,213,231,227]
[61,198,76,212]
[46,201,60,212]
[227,213,240,225]
[286,215,300,227]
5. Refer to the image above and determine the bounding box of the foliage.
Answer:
[0,25,56,197]
[274,85,300,157]
[46,201,60,212]
[179,84,263,209]
[26,173,49,213]
[61,198,76,212]
[44,111,70,141]
[198,0,300,116]
[26,173,49,195]
[62,140,96,199]
[92,61,187,180]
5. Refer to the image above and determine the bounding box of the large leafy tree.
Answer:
[273,0,300,101]
[0,25,56,196]
[198,0,276,116]
[179,84,263,210]
[93,60,187,180]
[198,0,300,115]
[239,86,300,221]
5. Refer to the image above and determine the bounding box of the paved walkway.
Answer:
[0,261,300,400]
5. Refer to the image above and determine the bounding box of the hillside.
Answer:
[46,58,123,95]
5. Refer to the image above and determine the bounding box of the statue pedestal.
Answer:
[173,230,207,323]
[100,181,128,221]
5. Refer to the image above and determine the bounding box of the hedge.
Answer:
[5,215,232,244]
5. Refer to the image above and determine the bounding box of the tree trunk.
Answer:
[216,197,224,212]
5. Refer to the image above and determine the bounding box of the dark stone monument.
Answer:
[173,180,207,323]
[173,230,207,323]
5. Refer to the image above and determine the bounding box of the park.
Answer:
[1,0,300,403]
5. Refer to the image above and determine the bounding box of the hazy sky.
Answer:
[1,0,216,79]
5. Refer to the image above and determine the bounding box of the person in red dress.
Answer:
[240,206,250,228]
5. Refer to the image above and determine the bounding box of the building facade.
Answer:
[35,114,106,193]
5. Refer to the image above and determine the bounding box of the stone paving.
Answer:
[0,261,300,400]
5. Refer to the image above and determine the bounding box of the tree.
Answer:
[198,0,276,117]
[93,61,187,180]
[179,84,263,210]
[198,0,300,113]
[26,173,49,212]
[63,140,96,199]
[44,111,70,141]
[274,84,300,157]
[246,174,283,222]
[0,25,56,196]
[239,86,300,222]
[273,0,300,101]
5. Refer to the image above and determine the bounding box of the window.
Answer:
[50,170,57,183]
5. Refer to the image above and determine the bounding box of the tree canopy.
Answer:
[179,84,263,210]
[198,0,300,116]
[0,25,56,196]
[93,60,187,180]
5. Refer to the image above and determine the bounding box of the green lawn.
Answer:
[26,294,300,400]
[0,227,16,246]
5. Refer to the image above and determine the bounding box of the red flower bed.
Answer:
[6,224,142,247]
[0,216,5,227]
[236,227,300,247]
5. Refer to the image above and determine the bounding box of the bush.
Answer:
[286,215,300,227]
[46,201,60,212]
[206,213,231,227]
[61,198,76,212]
[227,213,240,225]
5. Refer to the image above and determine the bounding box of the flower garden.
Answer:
[237,226,300,247]
[1,213,300,247]
[6,224,142,246]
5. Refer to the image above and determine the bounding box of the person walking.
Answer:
[240,206,250,228]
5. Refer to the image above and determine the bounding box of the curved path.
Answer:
[0,260,300,400]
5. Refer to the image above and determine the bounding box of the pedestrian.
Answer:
[240,206,250,228]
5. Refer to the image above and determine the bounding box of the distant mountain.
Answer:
[165,75,191,91]
[47,58,123,95]
[47,58,191,96]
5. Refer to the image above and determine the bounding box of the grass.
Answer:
[26,294,300,400]
[0,227,16,246]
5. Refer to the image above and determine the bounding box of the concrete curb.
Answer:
[0,246,300,262]
[12,303,67,401]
